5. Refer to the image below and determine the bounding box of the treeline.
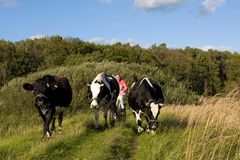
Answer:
[1,35,240,96]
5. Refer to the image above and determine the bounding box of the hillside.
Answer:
[0,62,239,159]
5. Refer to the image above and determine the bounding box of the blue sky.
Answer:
[0,0,239,52]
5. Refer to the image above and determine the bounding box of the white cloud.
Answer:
[110,38,120,44]
[0,0,19,7]
[100,0,112,4]
[133,0,186,11]
[200,45,234,52]
[200,0,225,14]
[89,37,106,45]
[88,37,136,46]
[29,35,47,40]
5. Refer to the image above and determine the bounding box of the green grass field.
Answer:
[0,100,239,160]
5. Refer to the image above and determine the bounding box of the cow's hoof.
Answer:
[46,132,51,138]
[150,130,156,135]
[137,127,144,133]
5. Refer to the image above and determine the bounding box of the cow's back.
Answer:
[128,78,164,110]
[104,74,120,101]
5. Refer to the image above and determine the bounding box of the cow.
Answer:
[88,72,120,129]
[23,75,72,138]
[128,77,164,134]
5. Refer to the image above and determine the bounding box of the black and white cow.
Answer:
[23,75,72,138]
[128,77,164,134]
[88,72,120,129]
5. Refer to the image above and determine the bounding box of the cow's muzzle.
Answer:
[35,94,49,107]
[90,98,99,109]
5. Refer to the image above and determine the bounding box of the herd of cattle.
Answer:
[23,72,164,138]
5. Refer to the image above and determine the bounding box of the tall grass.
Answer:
[0,95,239,159]
[159,93,240,160]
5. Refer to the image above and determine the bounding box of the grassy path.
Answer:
[0,106,239,160]
[130,114,188,160]
[0,111,138,160]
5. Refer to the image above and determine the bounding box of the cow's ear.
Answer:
[159,103,164,107]
[145,101,151,106]
[23,83,33,91]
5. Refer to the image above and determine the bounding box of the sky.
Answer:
[0,0,240,52]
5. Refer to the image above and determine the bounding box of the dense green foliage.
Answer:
[1,35,240,96]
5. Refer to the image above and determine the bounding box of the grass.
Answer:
[0,95,239,160]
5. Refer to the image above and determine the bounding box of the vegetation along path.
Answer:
[1,100,239,160]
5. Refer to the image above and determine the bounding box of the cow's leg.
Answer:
[133,110,144,133]
[109,109,115,128]
[111,102,121,121]
[104,106,109,128]
[43,108,54,138]
[149,121,157,135]
[58,113,63,131]
[145,116,151,133]
[36,106,47,122]
[94,108,99,129]
[51,116,56,133]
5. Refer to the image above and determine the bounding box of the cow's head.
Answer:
[146,100,164,132]
[146,100,164,119]
[23,75,58,110]
[88,81,104,109]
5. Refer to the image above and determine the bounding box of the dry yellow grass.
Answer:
[161,89,240,160]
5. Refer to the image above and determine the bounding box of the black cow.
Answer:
[128,77,164,134]
[23,75,72,138]
[88,72,120,129]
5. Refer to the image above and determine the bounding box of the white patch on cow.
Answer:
[90,99,98,109]
[131,82,136,88]
[46,131,50,138]
[140,78,154,88]
[93,72,111,92]
[90,72,113,107]
[138,126,144,133]
[150,102,159,119]
[159,103,164,107]
[55,106,66,114]
[146,127,150,133]
[90,83,102,100]
[132,109,144,132]
[133,110,142,124]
